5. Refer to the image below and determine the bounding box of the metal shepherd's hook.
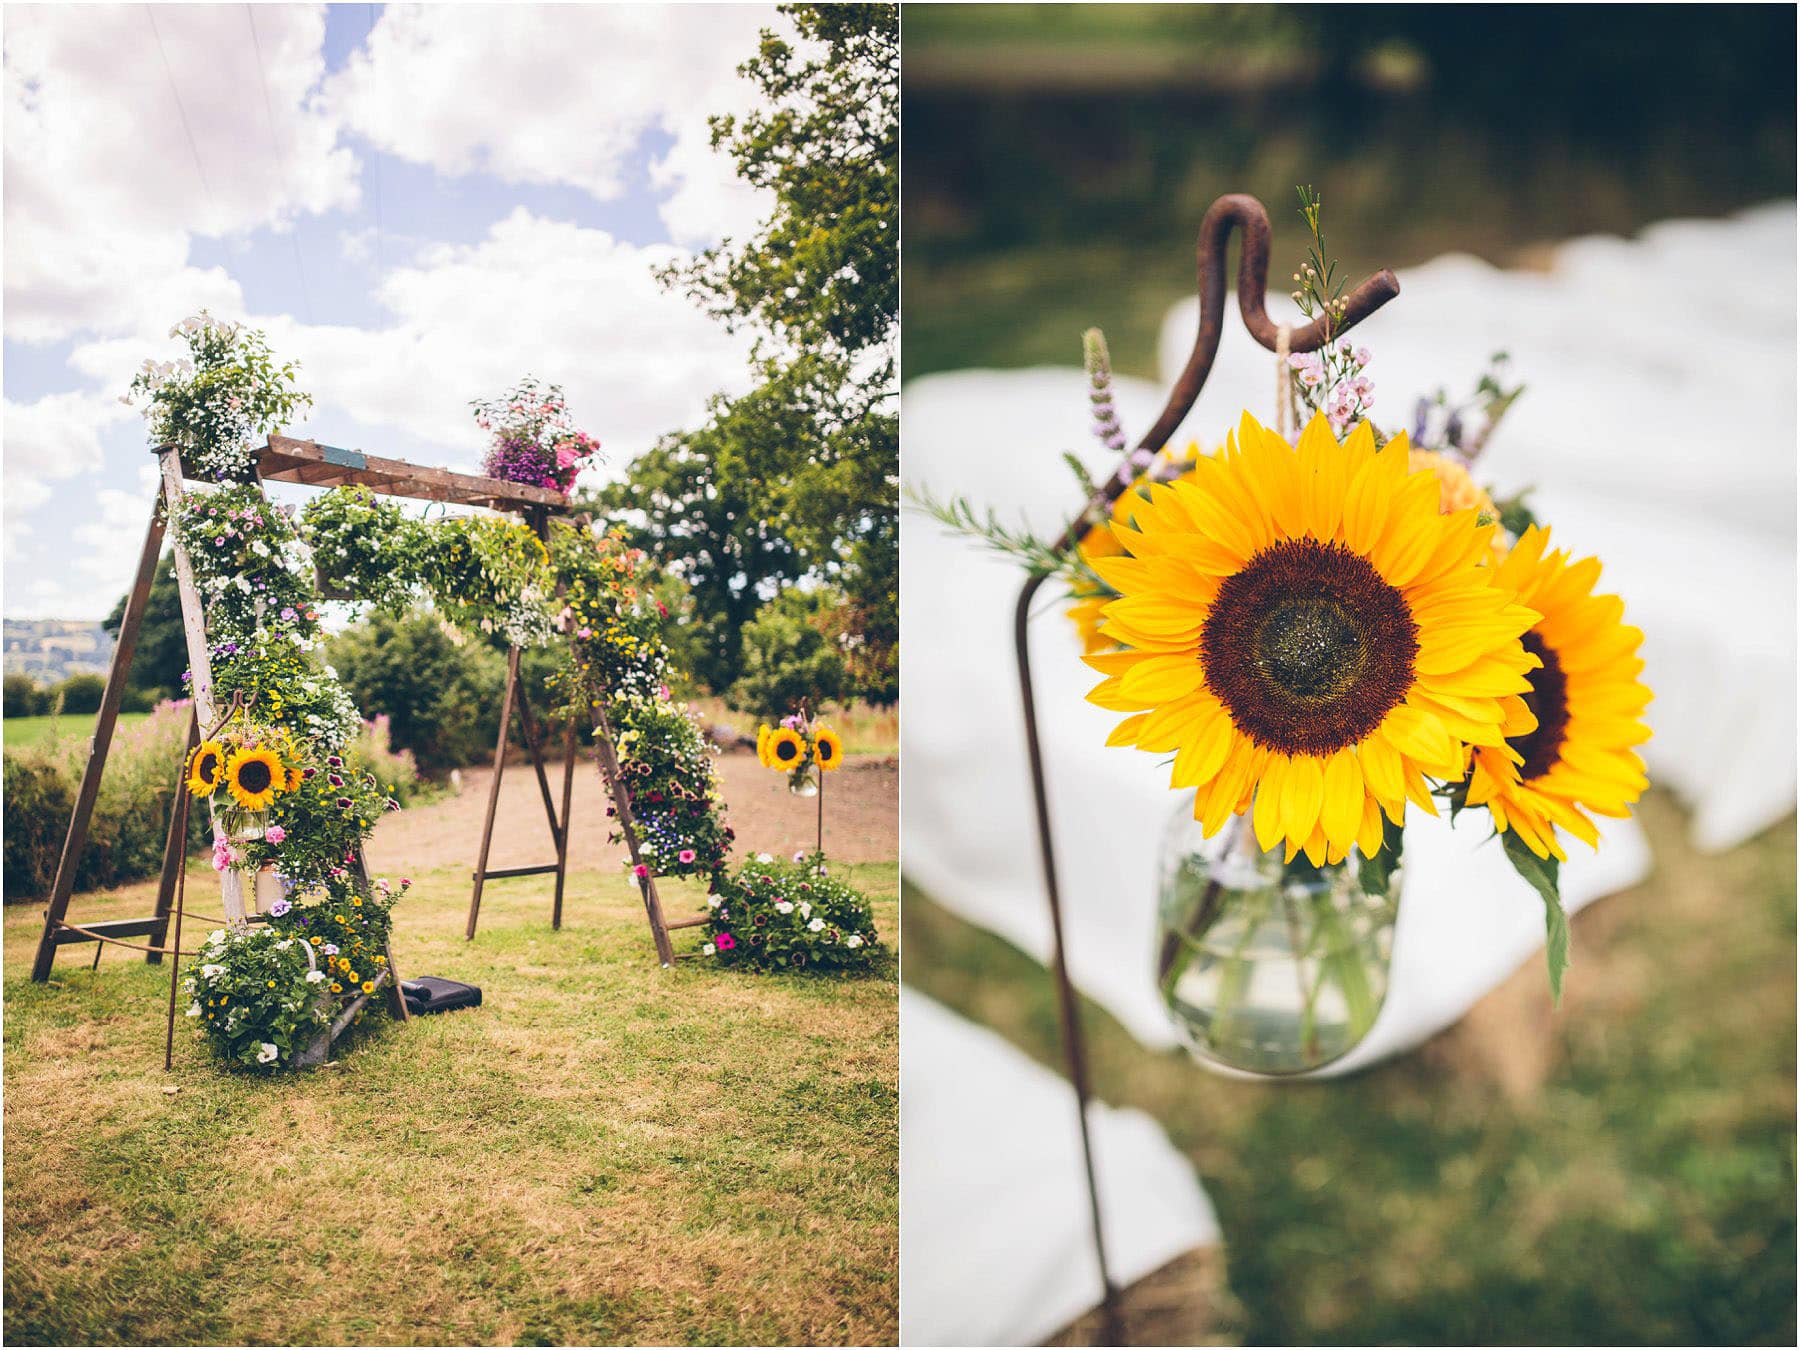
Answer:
[1013,192,1399,1340]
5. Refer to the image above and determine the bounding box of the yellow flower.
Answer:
[766,727,805,771]
[1089,412,1541,865]
[330,982,343,994]
[1465,527,1652,860]
[813,727,844,771]
[361,980,376,995]
[1069,442,1208,654]
[309,936,321,945]
[224,746,285,812]
[186,741,227,798]
[266,980,276,988]
[1408,448,1498,518]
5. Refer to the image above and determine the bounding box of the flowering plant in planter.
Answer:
[202,626,362,752]
[917,188,1650,1070]
[170,483,319,642]
[610,695,731,879]
[183,718,302,846]
[124,312,312,482]
[471,376,602,495]
[266,870,406,995]
[300,485,430,609]
[422,513,557,648]
[756,712,844,791]
[700,854,882,975]
[184,925,332,1071]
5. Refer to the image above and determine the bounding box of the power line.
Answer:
[245,4,315,324]
[144,6,215,217]
[368,4,384,275]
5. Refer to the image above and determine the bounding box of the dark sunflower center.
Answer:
[1508,633,1569,782]
[820,743,835,761]
[196,752,219,781]
[237,760,273,793]
[1201,538,1419,756]
[776,741,798,762]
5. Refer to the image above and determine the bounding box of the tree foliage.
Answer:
[101,553,190,703]
[607,3,897,702]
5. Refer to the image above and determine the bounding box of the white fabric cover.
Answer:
[901,202,1794,1061]
[899,989,1220,1347]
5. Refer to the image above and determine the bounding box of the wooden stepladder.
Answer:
[29,434,568,1004]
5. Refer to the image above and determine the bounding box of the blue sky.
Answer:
[4,3,775,619]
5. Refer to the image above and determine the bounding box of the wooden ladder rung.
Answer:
[472,863,560,881]
[664,916,709,931]
[50,916,165,946]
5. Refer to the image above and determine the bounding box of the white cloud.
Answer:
[3,387,136,539]
[264,208,754,466]
[325,3,775,246]
[3,3,358,342]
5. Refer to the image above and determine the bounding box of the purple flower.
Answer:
[268,897,291,918]
[266,825,287,844]
[324,943,339,956]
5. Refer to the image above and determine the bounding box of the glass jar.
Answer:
[1154,800,1400,1075]
[788,766,820,798]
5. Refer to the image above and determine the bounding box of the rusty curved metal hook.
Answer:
[1014,192,1400,1341]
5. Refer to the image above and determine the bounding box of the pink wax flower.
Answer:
[265,825,287,844]
[633,864,649,879]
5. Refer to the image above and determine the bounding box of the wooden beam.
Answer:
[465,648,520,941]
[260,435,570,513]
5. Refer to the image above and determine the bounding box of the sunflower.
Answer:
[1069,442,1208,654]
[1088,411,1542,865]
[1465,526,1652,860]
[186,741,226,798]
[224,745,286,812]
[814,727,844,771]
[756,724,774,768]
[766,727,806,770]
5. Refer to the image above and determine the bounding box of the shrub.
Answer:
[701,854,882,975]
[4,674,46,717]
[2,699,210,902]
[53,674,107,715]
[326,609,508,775]
[726,588,847,719]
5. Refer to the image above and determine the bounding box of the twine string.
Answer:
[1274,324,1294,440]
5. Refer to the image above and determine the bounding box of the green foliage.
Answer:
[1503,828,1570,1004]
[611,697,732,879]
[421,514,556,649]
[323,609,509,776]
[704,853,883,975]
[4,674,47,718]
[1356,814,1407,898]
[102,554,191,703]
[183,926,332,1072]
[727,588,846,718]
[52,674,106,716]
[2,700,209,901]
[622,4,897,698]
[300,486,429,611]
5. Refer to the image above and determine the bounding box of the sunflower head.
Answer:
[756,724,773,768]
[1465,526,1652,860]
[766,727,805,770]
[814,727,844,770]
[224,746,286,812]
[1089,411,1542,866]
[186,741,226,798]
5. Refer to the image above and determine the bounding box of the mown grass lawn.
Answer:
[2,711,151,752]
[905,791,1795,1346]
[5,861,898,1346]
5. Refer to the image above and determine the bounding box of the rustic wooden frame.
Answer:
[31,435,685,992]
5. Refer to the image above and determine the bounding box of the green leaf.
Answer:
[1357,814,1406,896]
[1502,829,1570,1004]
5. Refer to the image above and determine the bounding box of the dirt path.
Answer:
[368,748,898,877]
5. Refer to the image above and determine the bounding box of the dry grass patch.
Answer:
[5,861,897,1346]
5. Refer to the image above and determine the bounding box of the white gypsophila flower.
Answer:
[846,935,864,949]
[808,918,825,933]
[256,1042,279,1064]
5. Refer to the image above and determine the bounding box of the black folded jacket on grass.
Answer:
[400,977,483,1016]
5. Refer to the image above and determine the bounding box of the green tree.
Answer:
[727,587,847,719]
[101,554,190,702]
[622,2,896,700]
[4,674,45,718]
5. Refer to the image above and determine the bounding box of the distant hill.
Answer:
[4,620,115,684]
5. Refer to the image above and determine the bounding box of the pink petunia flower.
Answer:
[633,864,649,879]
[679,849,697,864]
[716,932,736,951]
